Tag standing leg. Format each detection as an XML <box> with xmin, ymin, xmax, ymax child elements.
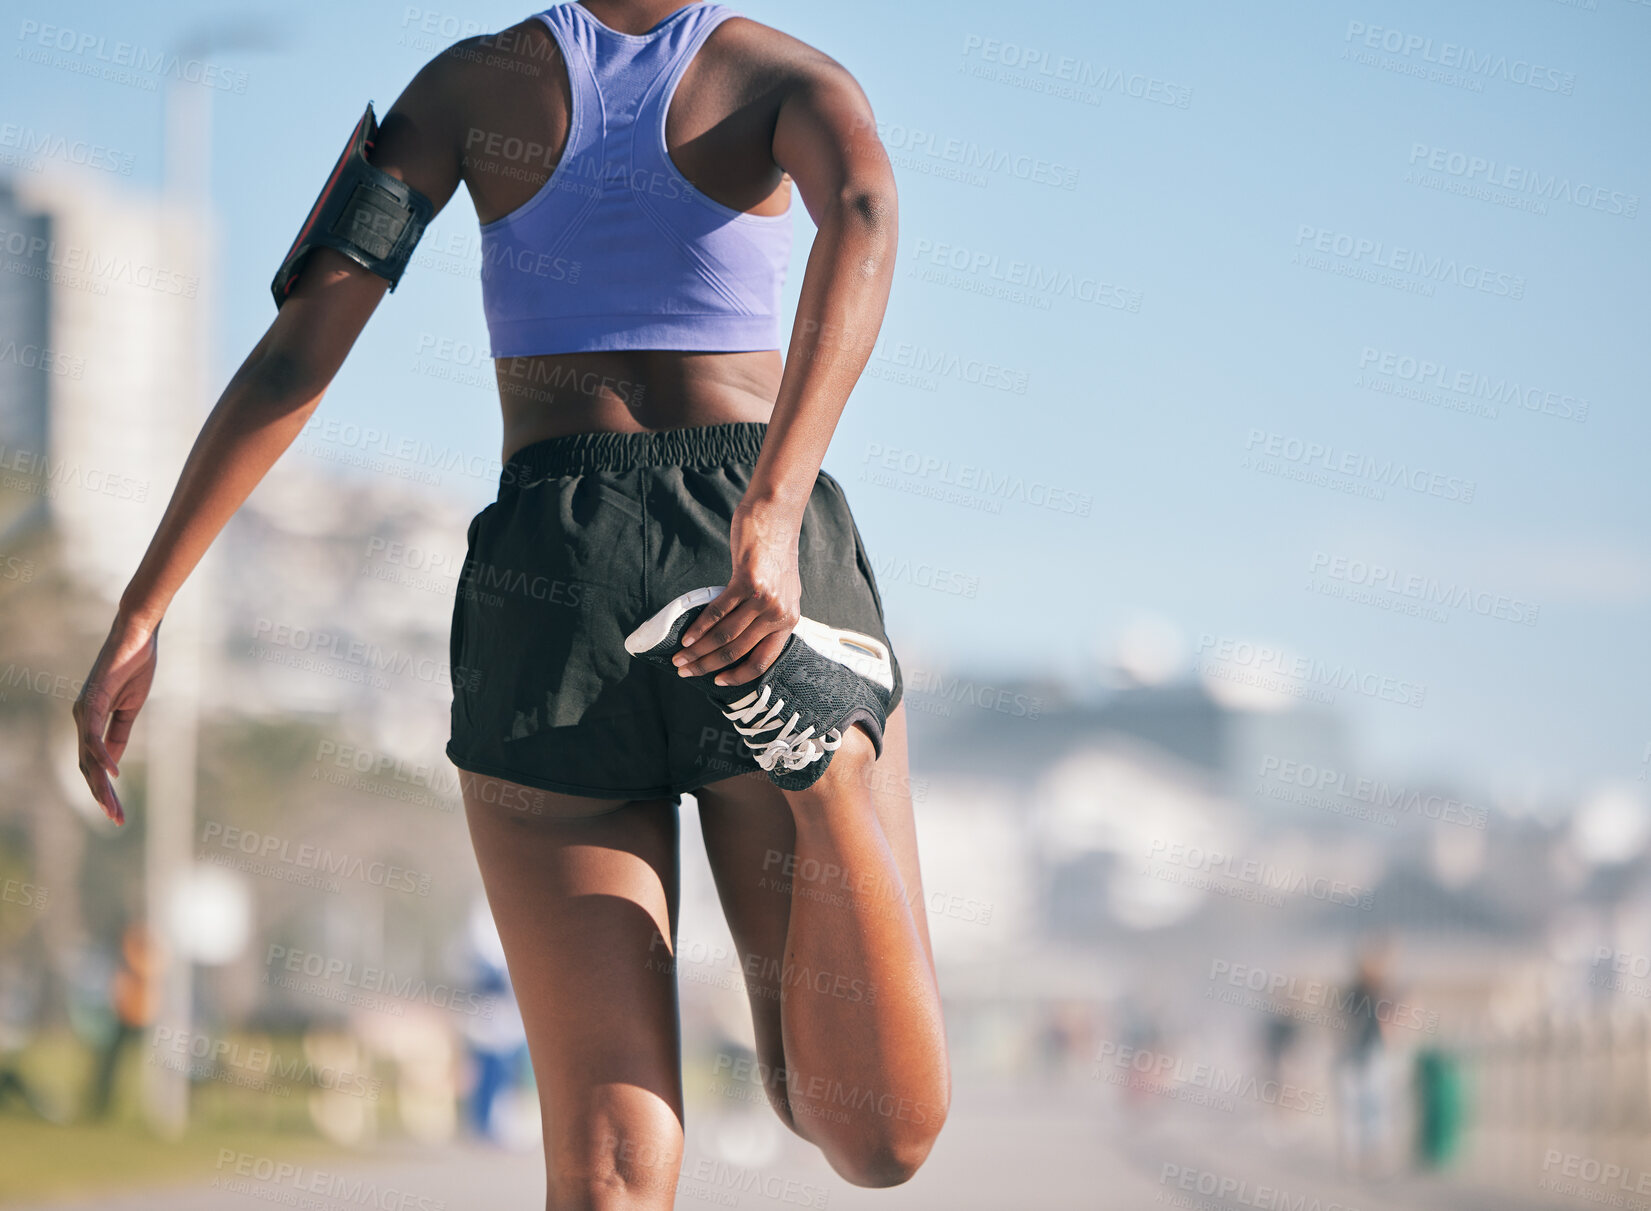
<box><xmin>460</xmin><ymin>772</ymin><xmax>685</xmax><ymax>1210</ymax></box>
<box><xmin>695</xmin><ymin>704</ymin><xmax>950</xmax><ymax>1187</ymax></box>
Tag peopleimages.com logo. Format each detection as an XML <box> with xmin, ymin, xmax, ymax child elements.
<box><xmin>1342</xmin><ymin>20</ymin><xmax>1576</xmax><ymax>95</ymax></box>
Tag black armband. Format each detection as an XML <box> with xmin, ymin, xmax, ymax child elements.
<box><xmin>270</xmin><ymin>102</ymin><xmax>434</xmax><ymax>308</ymax></box>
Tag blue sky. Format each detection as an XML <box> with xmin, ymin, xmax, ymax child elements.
<box><xmin>4</xmin><ymin>0</ymin><xmax>1648</xmax><ymax>798</ymax></box>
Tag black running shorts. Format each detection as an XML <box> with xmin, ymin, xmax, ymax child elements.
<box><xmin>446</xmin><ymin>422</ymin><xmax>903</xmax><ymax>801</ymax></box>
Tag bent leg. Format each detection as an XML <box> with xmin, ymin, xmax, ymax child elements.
<box><xmin>460</xmin><ymin>772</ymin><xmax>684</xmax><ymax>1210</ymax></box>
<box><xmin>695</xmin><ymin>705</ymin><xmax>950</xmax><ymax>1187</ymax></box>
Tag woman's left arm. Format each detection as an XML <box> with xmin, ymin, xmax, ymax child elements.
<box><xmin>673</xmin><ymin>54</ymin><xmax>898</xmax><ymax>685</ymax></box>
<box><xmin>72</xmin><ymin>49</ymin><xmax>471</xmax><ymax>823</ymax></box>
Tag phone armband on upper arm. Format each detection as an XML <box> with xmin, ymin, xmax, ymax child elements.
<box><xmin>270</xmin><ymin>102</ymin><xmax>435</xmax><ymax>309</ymax></box>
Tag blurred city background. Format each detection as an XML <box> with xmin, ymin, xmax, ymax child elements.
<box><xmin>2</xmin><ymin>0</ymin><xmax>1648</xmax><ymax>1207</ymax></box>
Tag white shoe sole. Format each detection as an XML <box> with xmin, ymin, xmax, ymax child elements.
<box><xmin>793</xmin><ymin>616</ymin><xmax>895</xmax><ymax>693</ymax></box>
<box><xmin>623</xmin><ymin>585</ymin><xmax>725</xmax><ymax>656</ymax></box>
<box><xmin>624</xmin><ymin>584</ymin><xmax>895</xmax><ymax>693</ymax></box>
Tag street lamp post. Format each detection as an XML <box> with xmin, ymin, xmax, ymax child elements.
<box><xmin>142</xmin><ymin>21</ymin><xmax>278</xmax><ymax>1139</ymax></box>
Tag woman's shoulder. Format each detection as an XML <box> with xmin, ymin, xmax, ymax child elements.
<box><xmin>420</xmin><ymin>18</ymin><xmax>566</xmax><ymax>94</ymax></box>
<box><xmin>699</xmin><ymin>10</ymin><xmax>868</xmax><ymax>108</ymax></box>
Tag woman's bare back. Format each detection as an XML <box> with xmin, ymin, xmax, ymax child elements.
<box><xmin>424</xmin><ymin>3</ymin><xmax>821</xmax><ymax>458</ymax></box>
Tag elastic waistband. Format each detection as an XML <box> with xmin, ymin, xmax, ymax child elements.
<box><xmin>500</xmin><ymin>422</ymin><xmax>769</xmax><ymax>488</ymax></box>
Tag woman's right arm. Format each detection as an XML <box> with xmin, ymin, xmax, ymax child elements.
<box><xmin>73</xmin><ymin>48</ymin><xmax>472</xmax><ymax>824</ymax></box>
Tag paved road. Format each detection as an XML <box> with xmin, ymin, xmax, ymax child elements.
<box><xmin>1115</xmin><ymin>1099</ymin><xmax>1586</xmax><ymax>1211</ymax></box>
<box><xmin>1</xmin><ymin>1073</ymin><xmax>1585</xmax><ymax>1210</ymax></box>
<box><xmin>2</xmin><ymin>1074</ymin><xmax>1141</xmax><ymax>1211</ymax></box>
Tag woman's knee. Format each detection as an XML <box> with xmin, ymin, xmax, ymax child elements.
<box><xmin>547</xmin><ymin>1109</ymin><xmax>684</xmax><ymax>1208</ymax></box>
<box><xmin>817</xmin><ymin>1110</ymin><xmax>946</xmax><ymax>1188</ymax></box>
<box><xmin>790</xmin><ymin>1071</ymin><xmax>948</xmax><ymax>1189</ymax></box>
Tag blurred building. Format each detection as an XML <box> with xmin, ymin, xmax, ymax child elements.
<box><xmin>0</xmin><ymin>182</ymin><xmax>52</xmax><ymax>482</ymax></box>
<box><xmin>212</xmin><ymin>461</ymin><xmax>475</xmax><ymax>758</ymax></box>
<box><xmin>0</xmin><ymin>171</ymin><xmax>209</xmax><ymax>597</ymax></box>
<box><xmin>910</xmin><ymin>677</ymin><xmax>1351</xmax><ymax>803</ymax></box>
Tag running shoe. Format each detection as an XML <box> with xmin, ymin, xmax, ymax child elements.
<box><xmin>623</xmin><ymin>585</ymin><xmax>894</xmax><ymax>790</ymax></box>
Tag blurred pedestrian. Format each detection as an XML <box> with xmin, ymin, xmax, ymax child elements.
<box><xmin>1260</xmin><ymin>1009</ymin><xmax>1300</xmax><ymax>1100</ymax></box>
<box><xmin>459</xmin><ymin>897</ymin><xmax>528</xmax><ymax>1144</ymax></box>
<box><xmin>1335</xmin><ymin>939</ymin><xmax>1396</xmax><ymax>1180</ymax></box>
<box><xmin>85</xmin><ymin>919</ymin><xmax>158</xmax><ymax>1119</ymax></box>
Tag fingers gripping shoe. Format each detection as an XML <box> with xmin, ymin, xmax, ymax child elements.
<box><xmin>623</xmin><ymin>586</ymin><xmax>894</xmax><ymax>791</ymax></box>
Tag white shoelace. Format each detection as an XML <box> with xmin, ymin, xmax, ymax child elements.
<box><xmin>721</xmin><ymin>684</ymin><xmax>844</xmax><ymax>772</ymax></box>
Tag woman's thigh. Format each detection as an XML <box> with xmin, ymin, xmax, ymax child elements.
<box><xmin>691</xmin><ymin>705</ymin><xmax>933</xmax><ymax>1114</ymax></box>
<box><xmin>460</xmin><ymin>771</ymin><xmax>685</xmax><ymax>1203</ymax></box>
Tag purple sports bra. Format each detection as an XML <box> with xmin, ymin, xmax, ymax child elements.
<box><xmin>479</xmin><ymin>1</ymin><xmax>793</xmax><ymax>357</ymax></box>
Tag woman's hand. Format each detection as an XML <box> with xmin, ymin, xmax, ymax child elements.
<box><xmin>673</xmin><ymin>504</ymin><xmax>803</xmax><ymax>686</ymax></box>
<box><xmin>72</xmin><ymin>615</ymin><xmax>160</xmax><ymax>825</ymax></box>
